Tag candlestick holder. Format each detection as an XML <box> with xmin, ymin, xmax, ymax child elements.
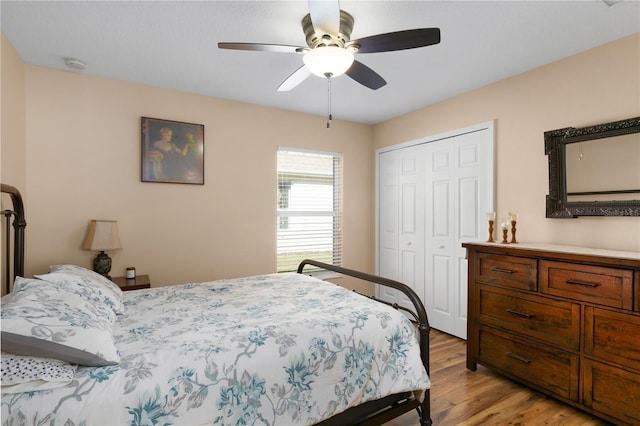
<box><xmin>510</xmin><ymin>220</ymin><xmax>518</xmax><ymax>244</ymax></box>
<box><xmin>487</xmin><ymin>220</ymin><xmax>495</xmax><ymax>243</ymax></box>
<box><xmin>502</xmin><ymin>228</ymin><xmax>509</xmax><ymax>244</ymax></box>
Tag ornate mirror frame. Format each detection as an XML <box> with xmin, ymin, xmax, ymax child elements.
<box><xmin>545</xmin><ymin>117</ymin><xmax>640</xmax><ymax>218</ymax></box>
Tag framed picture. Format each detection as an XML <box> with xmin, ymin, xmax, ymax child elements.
<box><xmin>141</xmin><ymin>117</ymin><xmax>204</xmax><ymax>184</ymax></box>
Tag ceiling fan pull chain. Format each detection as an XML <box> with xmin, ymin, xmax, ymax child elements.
<box><xmin>326</xmin><ymin>72</ymin><xmax>333</xmax><ymax>128</ymax></box>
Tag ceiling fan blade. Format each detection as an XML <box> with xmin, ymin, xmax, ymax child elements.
<box><xmin>277</xmin><ymin>65</ymin><xmax>312</xmax><ymax>92</ymax></box>
<box><xmin>308</xmin><ymin>0</ymin><xmax>340</xmax><ymax>36</ymax></box>
<box><xmin>347</xmin><ymin>28</ymin><xmax>441</xmax><ymax>54</ymax></box>
<box><xmin>218</xmin><ymin>42</ymin><xmax>304</xmax><ymax>54</ymax></box>
<box><xmin>345</xmin><ymin>60</ymin><xmax>386</xmax><ymax>90</ymax></box>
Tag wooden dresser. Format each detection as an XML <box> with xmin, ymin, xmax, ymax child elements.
<box><xmin>463</xmin><ymin>242</ymin><xmax>640</xmax><ymax>425</ymax></box>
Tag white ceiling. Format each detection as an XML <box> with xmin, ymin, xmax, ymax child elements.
<box><xmin>2</xmin><ymin>1</ymin><xmax>639</xmax><ymax>124</ymax></box>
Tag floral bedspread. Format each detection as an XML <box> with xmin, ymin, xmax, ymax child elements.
<box><xmin>2</xmin><ymin>272</ymin><xmax>430</xmax><ymax>425</ymax></box>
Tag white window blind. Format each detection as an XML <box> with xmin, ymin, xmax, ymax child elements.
<box><xmin>277</xmin><ymin>148</ymin><xmax>343</xmax><ymax>273</ymax></box>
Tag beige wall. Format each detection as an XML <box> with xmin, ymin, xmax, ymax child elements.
<box><xmin>1</xmin><ymin>33</ymin><xmax>27</xmax><ymax>294</ymax></box>
<box><xmin>374</xmin><ymin>34</ymin><xmax>640</xmax><ymax>252</ymax></box>
<box><xmin>21</xmin><ymin>67</ymin><xmax>374</xmax><ymax>290</ymax></box>
<box><xmin>1</xmin><ymin>33</ymin><xmax>26</xmax><ymax>190</ymax></box>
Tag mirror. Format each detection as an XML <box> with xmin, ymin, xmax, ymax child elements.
<box><xmin>545</xmin><ymin>117</ymin><xmax>640</xmax><ymax>217</ymax></box>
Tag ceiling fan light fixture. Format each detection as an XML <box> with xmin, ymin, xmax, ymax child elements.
<box><xmin>303</xmin><ymin>46</ymin><xmax>354</xmax><ymax>78</ymax></box>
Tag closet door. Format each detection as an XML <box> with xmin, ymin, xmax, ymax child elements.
<box><xmin>397</xmin><ymin>145</ymin><xmax>425</xmax><ymax>306</ymax></box>
<box><xmin>377</xmin><ymin>122</ymin><xmax>493</xmax><ymax>340</ymax></box>
<box><xmin>377</xmin><ymin>146</ymin><xmax>425</xmax><ymax>307</ymax></box>
<box><xmin>424</xmin><ymin>129</ymin><xmax>491</xmax><ymax>339</ymax></box>
<box><xmin>377</xmin><ymin>150</ymin><xmax>400</xmax><ymax>303</ymax></box>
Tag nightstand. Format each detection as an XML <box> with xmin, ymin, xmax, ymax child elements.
<box><xmin>111</xmin><ymin>275</ymin><xmax>151</xmax><ymax>291</ymax></box>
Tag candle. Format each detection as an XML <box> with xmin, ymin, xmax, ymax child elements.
<box><xmin>126</xmin><ymin>267</ymin><xmax>136</xmax><ymax>279</ymax></box>
<box><xmin>486</xmin><ymin>213</ymin><xmax>496</xmax><ymax>243</ymax></box>
<box><xmin>510</xmin><ymin>214</ymin><xmax>518</xmax><ymax>244</ymax></box>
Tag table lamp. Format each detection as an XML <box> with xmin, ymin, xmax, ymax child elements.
<box><xmin>82</xmin><ymin>220</ymin><xmax>122</xmax><ymax>279</ymax></box>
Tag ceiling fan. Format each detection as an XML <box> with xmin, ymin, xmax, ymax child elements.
<box><xmin>218</xmin><ymin>0</ymin><xmax>441</xmax><ymax>92</ymax></box>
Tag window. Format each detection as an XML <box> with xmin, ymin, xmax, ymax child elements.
<box><xmin>277</xmin><ymin>148</ymin><xmax>343</xmax><ymax>273</ymax></box>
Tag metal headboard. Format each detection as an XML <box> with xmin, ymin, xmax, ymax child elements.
<box><xmin>1</xmin><ymin>184</ymin><xmax>26</xmax><ymax>294</ymax></box>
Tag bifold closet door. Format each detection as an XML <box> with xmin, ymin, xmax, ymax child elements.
<box><xmin>424</xmin><ymin>129</ymin><xmax>491</xmax><ymax>339</ymax></box>
<box><xmin>377</xmin><ymin>146</ymin><xmax>425</xmax><ymax>308</ymax></box>
<box><xmin>377</xmin><ymin>123</ymin><xmax>493</xmax><ymax>339</ymax></box>
<box><xmin>378</xmin><ymin>149</ymin><xmax>400</xmax><ymax>303</ymax></box>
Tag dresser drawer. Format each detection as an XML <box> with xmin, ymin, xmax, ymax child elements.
<box><xmin>476</xmin><ymin>253</ymin><xmax>537</xmax><ymax>291</ymax></box>
<box><xmin>477</xmin><ymin>286</ymin><xmax>580</xmax><ymax>350</ymax></box>
<box><xmin>477</xmin><ymin>327</ymin><xmax>579</xmax><ymax>401</ymax></box>
<box><xmin>540</xmin><ymin>260</ymin><xmax>633</xmax><ymax>310</ymax></box>
<box><xmin>583</xmin><ymin>359</ymin><xmax>640</xmax><ymax>425</ymax></box>
<box><xmin>584</xmin><ymin>307</ymin><xmax>640</xmax><ymax>371</ymax></box>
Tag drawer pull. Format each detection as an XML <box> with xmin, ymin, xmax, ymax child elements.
<box><xmin>506</xmin><ymin>308</ymin><xmax>534</xmax><ymax>319</ymax></box>
<box><xmin>565</xmin><ymin>279</ymin><xmax>599</xmax><ymax>288</ymax></box>
<box><xmin>490</xmin><ymin>267</ymin><xmax>514</xmax><ymax>274</ymax></box>
<box><xmin>506</xmin><ymin>352</ymin><xmax>532</xmax><ymax>364</ymax></box>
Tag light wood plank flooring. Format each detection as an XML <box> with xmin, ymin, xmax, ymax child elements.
<box><xmin>387</xmin><ymin>329</ymin><xmax>612</xmax><ymax>426</ymax></box>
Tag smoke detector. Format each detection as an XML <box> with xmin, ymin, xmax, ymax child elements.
<box><xmin>64</xmin><ymin>57</ymin><xmax>86</xmax><ymax>70</ymax></box>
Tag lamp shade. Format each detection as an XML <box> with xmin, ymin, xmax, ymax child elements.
<box><xmin>303</xmin><ymin>46</ymin><xmax>354</xmax><ymax>78</ymax></box>
<box><xmin>82</xmin><ymin>220</ymin><xmax>122</xmax><ymax>251</ymax></box>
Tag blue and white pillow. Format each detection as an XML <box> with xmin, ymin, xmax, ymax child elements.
<box><xmin>1</xmin><ymin>277</ymin><xmax>120</xmax><ymax>366</ymax></box>
<box><xmin>36</xmin><ymin>264</ymin><xmax>124</xmax><ymax>314</ymax></box>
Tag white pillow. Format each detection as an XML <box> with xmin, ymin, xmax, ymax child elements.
<box><xmin>36</xmin><ymin>264</ymin><xmax>124</xmax><ymax>314</ymax></box>
<box><xmin>1</xmin><ymin>352</ymin><xmax>78</xmax><ymax>394</ymax></box>
<box><xmin>1</xmin><ymin>277</ymin><xmax>120</xmax><ymax>367</ymax></box>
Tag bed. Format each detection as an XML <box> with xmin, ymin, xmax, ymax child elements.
<box><xmin>1</xmin><ymin>183</ymin><xmax>432</xmax><ymax>425</ymax></box>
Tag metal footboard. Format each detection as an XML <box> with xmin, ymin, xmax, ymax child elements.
<box><xmin>297</xmin><ymin>259</ymin><xmax>432</xmax><ymax>426</ymax></box>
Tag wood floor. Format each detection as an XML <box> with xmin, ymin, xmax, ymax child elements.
<box><xmin>387</xmin><ymin>329</ymin><xmax>612</xmax><ymax>426</ymax></box>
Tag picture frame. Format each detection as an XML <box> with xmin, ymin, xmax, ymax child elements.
<box><xmin>141</xmin><ymin>117</ymin><xmax>204</xmax><ymax>184</ymax></box>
